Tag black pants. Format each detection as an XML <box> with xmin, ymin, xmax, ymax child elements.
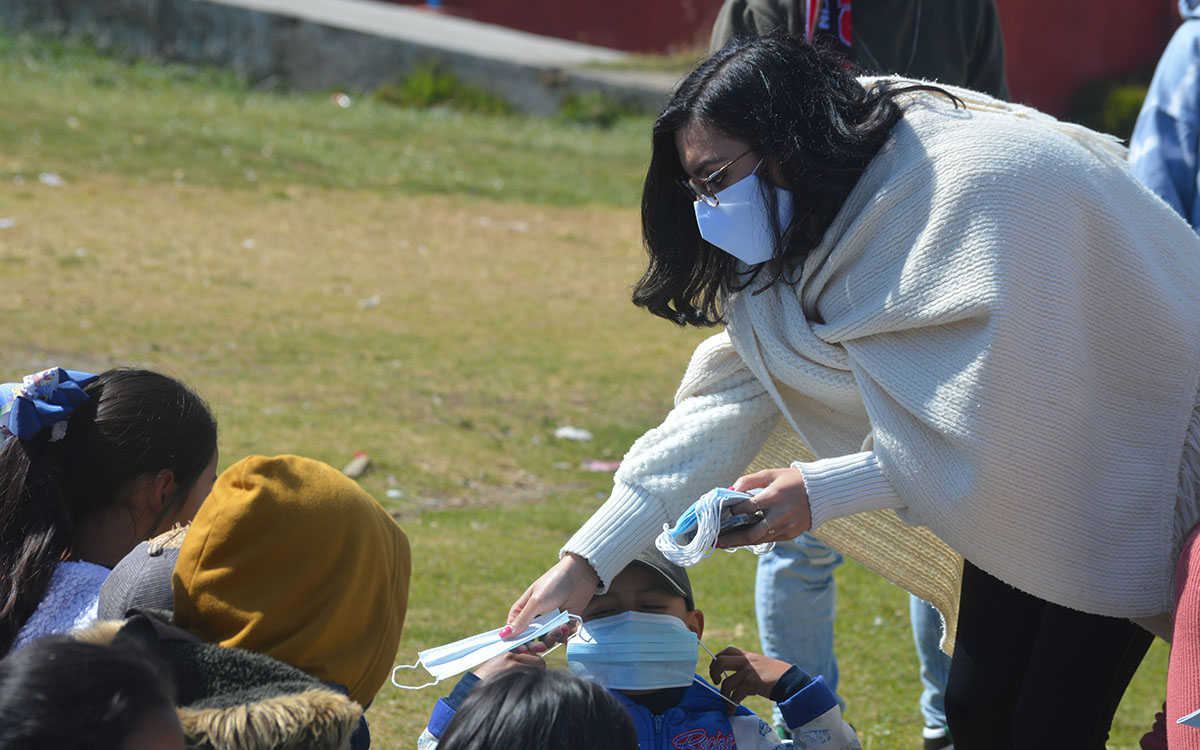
<box><xmin>944</xmin><ymin>561</ymin><xmax>1154</xmax><ymax>749</ymax></box>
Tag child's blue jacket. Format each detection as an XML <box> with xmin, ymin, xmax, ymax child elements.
<box><xmin>418</xmin><ymin>669</ymin><xmax>860</xmax><ymax>749</ymax></box>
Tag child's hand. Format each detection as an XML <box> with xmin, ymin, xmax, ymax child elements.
<box><xmin>708</xmin><ymin>647</ymin><xmax>793</xmax><ymax>708</ymax></box>
<box><xmin>510</xmin><ymin>622</ymin><xmax>575</xmax><ymax>655</ymax></box>
<box><xmin>473</xmin><ymin>651</ymin><xmax>546</xmax><ymax>681</ymax></box>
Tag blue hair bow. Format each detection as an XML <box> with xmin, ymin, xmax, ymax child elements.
<box><xmin>0</xmin><ymin>368</ymin><xmax>100</xmax><ymax>445</ymax></box>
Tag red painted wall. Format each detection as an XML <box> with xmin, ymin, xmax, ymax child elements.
<box><xmin>995</xmin><ymin>0</ymin><xmax>1177</xmax><ymax>114</ymax></box>
<box><xmin>389</xmin><ymin>0</ymin><xmax>1183</xmax><ymax>115</ymax></box>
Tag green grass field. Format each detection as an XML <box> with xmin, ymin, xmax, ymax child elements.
<box><xmin>0</xmin><ymin>32</ymin><xmax>1169</xmax><ymax>748</ymax></box>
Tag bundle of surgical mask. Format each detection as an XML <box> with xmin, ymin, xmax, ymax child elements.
<box><xmin>655</xmin><ymin>487</ymin><xmax>775</xmax><ymax>567</ymax></box>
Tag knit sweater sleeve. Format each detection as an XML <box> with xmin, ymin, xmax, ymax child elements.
<box><xmin>793</xmin><ymin>451</ymin><xmax>902</xmax><ymax>531</ymax></box>
<box><xmin>562</xmin><ymin>332</ymin><xmax>781</xmax><ymax>588</ymax></box>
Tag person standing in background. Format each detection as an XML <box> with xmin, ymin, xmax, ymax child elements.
<box><xmin>711</xmin><ymin>0</ymin><xmax>1008</xmax><ymax>99</ymax></box>
<box><xmin>1129</xmin><ymin>5</ymin><xmax>1200</xmax><ymax>748</ymax></box>
<box><xmin>1130</xmin><ymin>0</ymin><xmax>1200</xmax><ymax>233</ymax></box>
<box><xmin>708</xmin><ymin>4</ymin><xmax>1008</xmax><ymax>748</ymax></box>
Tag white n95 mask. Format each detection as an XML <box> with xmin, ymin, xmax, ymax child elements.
<box><xmin>694</xmin><ymin>173</ymin><xmax>794</xmax><ymax>266</ymax></box>
<box><xmin>566</xmin><ymin>611</ymin><xmax>700</xmax><ymax>691</ymax></box>
<box><xmin>392</xmin><ymin>609</ymin><xmax>572</xmax><ymax>690</ymax></box>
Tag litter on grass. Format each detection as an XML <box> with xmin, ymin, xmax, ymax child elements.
<box><xmin>343</xmin><ymin>451</ymin><xmax>370</xmax><ymax>478</ymax></box>
<box><xmin>553</xmin><ymin>426</ymin><xmax>592</xmax><ymax>442</ymax></box>
<box><xmin>581</xmin><ymin>459</ymin><xmax>620</xmax><ymax>472</ymax></box>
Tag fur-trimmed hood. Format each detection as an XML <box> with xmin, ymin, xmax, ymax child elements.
<box><xmin>76</xmin><ymin>614</ymin><xmax>363</xmax><ymax>750</ymax></box>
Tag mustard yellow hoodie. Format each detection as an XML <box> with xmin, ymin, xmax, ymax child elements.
<box><xmin>173</xmin><ymin>455</ymin><xmax>411</xmax><ymax>707</ymax></box>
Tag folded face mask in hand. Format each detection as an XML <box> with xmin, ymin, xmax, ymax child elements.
<box><xmin>391</xmin><ymin>609</ymin><xmax>572</xmax><ymax>690</ymax></box>
<box><xmin>655</xmin><ymin>487</ymin><xmax>775</xmax><ymax>567</ymax></box>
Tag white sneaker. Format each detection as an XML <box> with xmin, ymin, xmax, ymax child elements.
<box><xmin>922</xmin><ymin>725</ymin><xmax>953</xmax><ymax>750</ymax></box>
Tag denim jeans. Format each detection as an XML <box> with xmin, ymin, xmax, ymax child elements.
<box><xmin>755</xmin><ymin>533</ymin><xmax>950</xmax><ymax>731</ymax></box>
<box><xmin>911</xmin><ymin>594</ymin><xmax>951</xmax><ymax>728</ymax></box>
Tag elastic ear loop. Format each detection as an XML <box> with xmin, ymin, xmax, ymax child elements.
<box><xmin>391</xmin><ymin>658</ymin><xmax>440</xmax><ymax>691</ymax></box>
<box><xmin>694</xmin><ymin>640</ymin><xmax>743</xmax><ymax>711</ymax></box>
<box><xmin>657</xmin><ymin>489</ymin><xmax>777</xmax><ymax>566</ymax></box>
<box><xmin>541</xmin><ymin>614</ymin><xmax>584</xmax><ymax>657</ymax></box>
<box><xmin>656</xmin><ymin>491</ymin><xmax>724</xmax><ymax>566</ymax></box>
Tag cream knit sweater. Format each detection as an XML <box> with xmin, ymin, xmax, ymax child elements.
<box><xmin>564</xmin><ymin>85</ymin><xmax>1200</xmax><ymax>624</ymax></box>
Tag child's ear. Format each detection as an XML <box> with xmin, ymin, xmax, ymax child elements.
<box><xmin>152</xmin><ymin>469</ymin><xmax>178</xmax><ymax>511</ymax></box>
<box><xmin>129</xmin><ymin>470</ymin><xmax>175</xmax><ymax>515</ymax></box>
<box><xmin>685</xmin><ymin>608</ymin><xmax>704</xmax><ymax>639</ymax></box>
<box><xmin>123</xmin><ymin>469</ymin><xmax>175</xmax><ymax>539</ymax></box>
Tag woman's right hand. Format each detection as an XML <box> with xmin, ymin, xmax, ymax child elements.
<box><xmin>720</xmin><ymin>467</ymin><xmax>812</xmax><ymax>547</ymax></box>
<box><xmin>503</xmin><ymin>553</ymin><xmax>600</xmax><ymax>637</ymax></box>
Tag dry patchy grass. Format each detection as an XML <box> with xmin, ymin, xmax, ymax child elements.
<box><xmin>0</xmin><ymin>169</ymin><xmax>1171</xmax><ymax>750</ymax></box>
<box><xmin>0</xmin><ymin>35</ymin><xmax>1171</xmax><ymax>746</ymax></box>
<box><xmin>1</xmin><ymin>176</ymin><xmax>708</xmax><ymax>502</ymax></box>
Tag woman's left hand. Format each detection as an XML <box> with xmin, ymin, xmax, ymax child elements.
<box><xmin>504</xmin><ymin>553</ymin><xmax>600</xmax><ymax>637</ymax></box>
<box><xmin>719</xmin><ymin>467</ymin><xmax>811</xmax><ymax>547</ymax></box>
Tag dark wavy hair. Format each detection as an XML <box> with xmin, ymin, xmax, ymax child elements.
<box><xmin>439</xmin><ymin>669</ymin><xmax>637</xmax><ymax>750</ymax></box>
<box><xmin>635</xmin><ymin>34</ymin><xmax>960</xmax><ymax>326</ymax></box>
<box><xmin>0</xmin><ymin>369</ymin><xmax>217</xmax><ymax>653</ymax></box>
<box><xmin>0</xmin><ymin>636</ymin><xmax>178</xmax><ymax>750</ymax></box>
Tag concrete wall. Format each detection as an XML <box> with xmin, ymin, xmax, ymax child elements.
<box><xmin>0</xmin><ymin>0</ymin><xmax>674</xmax><ymax>114</ymax></box>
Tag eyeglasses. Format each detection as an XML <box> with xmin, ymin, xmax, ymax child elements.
<box><xmin>679</xmin><ymin>147</ymin><xmax>756</xmax><ymax>207</ymax></box>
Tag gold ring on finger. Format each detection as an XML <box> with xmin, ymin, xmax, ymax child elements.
<box><xmin>763</xmin><ymin>518</ymin><xmax>775</xmax><ymax>536</ymax></box>
<box><xmin>750</xmin><ymin>497</ymin><xmax>765</xmax><ymax>519</ymax></box>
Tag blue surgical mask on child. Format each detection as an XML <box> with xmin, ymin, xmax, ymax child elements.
<box><xmin>566</xmin><ymin>611</ymin><xmax>709</xmax><ymax>691</ymax></box>
<box><xmin>693</xmin><ymin>173</ymin><xmax>794</xmax><ymax>266</ymax></box>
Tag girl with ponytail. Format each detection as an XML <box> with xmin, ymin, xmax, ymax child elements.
<box><xmin>0</xmin><ymin>367</ymin><xmax>217</xmax><ymax>654</ymax></box>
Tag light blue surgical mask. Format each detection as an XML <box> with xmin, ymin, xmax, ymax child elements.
<box><xmin>392</xmin><ymin>609</ymin><xmax>573</xmax><ymax>690</ymax></box>
<box><xmin>693</xmin><ymin>173</ymin><xmax>794</xmax><ymax>266</ymax></box>
<box><xmin>566</xmin><ymin>611</ymin><xmax>706</xmax><ymax>691</ymax></box>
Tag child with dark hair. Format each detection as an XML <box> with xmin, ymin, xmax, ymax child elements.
<box><xmin>0</xmin><ymin>635</ymin><xmax>183</xmax><ymax>750</ymax></box>
<box><xmin>0</xmin><ymin>367</ymin><xmax>218</xmax><ymax>654</ymax></box>
<box><xmin>438</xmin><ymin>669</ymin><xmax>637</xmax><ymax>750</ymax></box>
<box><xmin>421</xmin><ymin>550</ymin><xmax>858</xmax><ymax>749</ymax></box>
